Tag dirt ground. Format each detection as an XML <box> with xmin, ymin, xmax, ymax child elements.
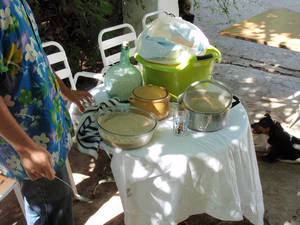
<box><xmin>1</xmin><ymin>143</ymin><xmax>256</xmax><ymax>225</ymax></box>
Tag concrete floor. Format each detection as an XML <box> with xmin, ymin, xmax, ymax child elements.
<box><xmin>192</xmin><ymin>1</ymin><xmax>300</xmax><ymax>224</ymax></box>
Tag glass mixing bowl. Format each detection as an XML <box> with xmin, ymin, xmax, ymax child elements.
<box><xmin>97</xmin><ymin>104</ymin><xmax>158</xmax><ymax>150</ymax></box>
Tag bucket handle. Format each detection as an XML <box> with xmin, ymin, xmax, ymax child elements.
<box><xmin>196</xmin><ymin>54</ymin><xmax>213</xmax><ymax>61</ymax></box>
<box><xmin>206</xmin><ymin>45</ymin><xmax>222</xmax><ymax>63</ymax></box>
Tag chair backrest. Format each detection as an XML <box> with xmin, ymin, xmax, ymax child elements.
<box><xmin>142</xmin><ymin>10</ymin><xmax>166</xmax><ymax>30</ymax></box>
<box><xmin>0</xmin><ymin>175</ymin><xmax>25</xmax><ymax>216</ymax></box>
<box><xmin>42</xmin><ymin>41</ymin><xmax>77</xmax><ymax>90</ymax></box>
<box><xmin>98</xmin><ymin>23</ymin><xmax>137</xmax><ymax>73</ymax></box>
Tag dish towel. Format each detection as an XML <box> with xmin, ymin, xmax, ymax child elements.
<box><xmin>76</xmin><ymin>97</ymin><xmax>120</xmax><ymax>159</ymax></box>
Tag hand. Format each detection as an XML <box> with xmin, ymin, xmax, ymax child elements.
<box><xmin>53</xmin><ymin>74</ymin><xmax>93</xmax><ymax>112</ymax></box>
<box><xmin>17</xmin><ymin>144</ymin><xmax>56</xmax><ymax>181</ymax></box>
<box><xmin>65</xmin><ymin>90</ymin><xmax>94</xmax><ymax>112</ymax></box>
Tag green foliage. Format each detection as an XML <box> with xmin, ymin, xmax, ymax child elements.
<box><xmin>28</xmin><ymin>0</ymin><xmax>122</xmax><ymax>73</ymax></box>
<box><xmin>135</xmin><ymin>0</ymin><xmax>145</xmax><ymax>10</ymax></box>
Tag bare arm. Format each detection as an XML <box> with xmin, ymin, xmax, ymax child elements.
<box><xmin>0</xmin><ymin>96</ymin><xmax>55</xmax><ymax>180</ymax></box>
<box><xmin>55</xmin><ymin>74</ymin><xmax>93</xmax><ymax>112</ymax></box>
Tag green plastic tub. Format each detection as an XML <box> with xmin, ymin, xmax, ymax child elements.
<box><xmin>135</xmin><ymin>45</ymin><xmax>222</xmax><ymax>101</ymax></box>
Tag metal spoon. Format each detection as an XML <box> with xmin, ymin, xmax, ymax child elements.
<box><xmin>55</xmin><ymin>176</ymin><xmax>93</xmax><ymax>203</ymax></box>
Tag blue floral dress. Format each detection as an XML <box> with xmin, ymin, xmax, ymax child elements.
<box><xmin>0</xmin><ymin>0</ymin><xmax>74</xmax><ymax>180</ymax></box>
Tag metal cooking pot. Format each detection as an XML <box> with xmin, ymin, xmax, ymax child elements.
<box><xmin>179</xmin><ymin>79</ymin><xmax>240</xmax><ymax>132</ymax></box>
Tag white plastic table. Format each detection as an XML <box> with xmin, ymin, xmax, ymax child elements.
<box><xmin>75</xmin><ymin>84</ymin><xmax>265</xmax><ymax>225</ymax></box>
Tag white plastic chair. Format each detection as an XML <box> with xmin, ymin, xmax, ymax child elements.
<box><xmin>0</xmin><ymin>175</ymin><xmax>25</xmax><ymax>216</ymax></box>
<box><xmin>42</xmin><ymin>41</ymin><xmax>99</xmax><ymax>202</ymax></box>
<box><xmin>142</xmin><ymin>10</ymin><xmax>166</xmax><ymax>30</ymax></box>
<box><xmin>42</xmin><ymin>41</ymin><xmax>104</xmax><ymax>90</ymax></box>
<box><xmin>42</xmin><ymin>41</ymin><xmax>104</xmax><ymax>127</ymax></box>
<box><xmin>98</xmin><ymin>23</ymin><xmax>137</xmax><ymax>74</ymax></box>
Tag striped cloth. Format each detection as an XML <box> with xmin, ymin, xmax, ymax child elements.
<box><xmin>76</xmin><ymin>98</ymin><xmax>120</xmax><ymax>159</ymax></box>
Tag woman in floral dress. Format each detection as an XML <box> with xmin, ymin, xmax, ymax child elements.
<box><xmin>0</xmin><ymin>0</ymin><xmax>92</xmax><ymax>224</ymax></box>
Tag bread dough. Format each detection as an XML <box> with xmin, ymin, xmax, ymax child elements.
<box><xmin>98</xmin><ymin>112</ymin><xmax>155</xmax><ymax>135</ymax></box>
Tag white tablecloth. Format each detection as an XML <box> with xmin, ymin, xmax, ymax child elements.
<box><xmin>76</xmin><ymin>84</ymin><xmax>265</xmax><ymax>225</ymax></box>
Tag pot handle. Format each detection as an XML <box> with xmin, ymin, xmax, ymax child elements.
<box><xmin>128</xmin><ymin>97</ymin><xmax>135</xmax><ymax>104</ymax></box>
<box><xmin>231</xmin><ymin>95</ymin><xmax>240</xmax><ymax>108</ymax></box>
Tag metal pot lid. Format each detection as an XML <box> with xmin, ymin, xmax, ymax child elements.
<box><xmin>183</xmin><ymin>79</ymin><xmax>232</xmax><ymax>113</ymax></box>
<box><xmin>132</xmin><ymin>84</ymin><xmax>169</xmax><ymax>100</ymax></box>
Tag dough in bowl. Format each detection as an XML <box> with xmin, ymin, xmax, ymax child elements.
<box><xmin>98</xmin><ymin>112</ymin><xmax>155</xmax><ymax>136</ymax></box>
